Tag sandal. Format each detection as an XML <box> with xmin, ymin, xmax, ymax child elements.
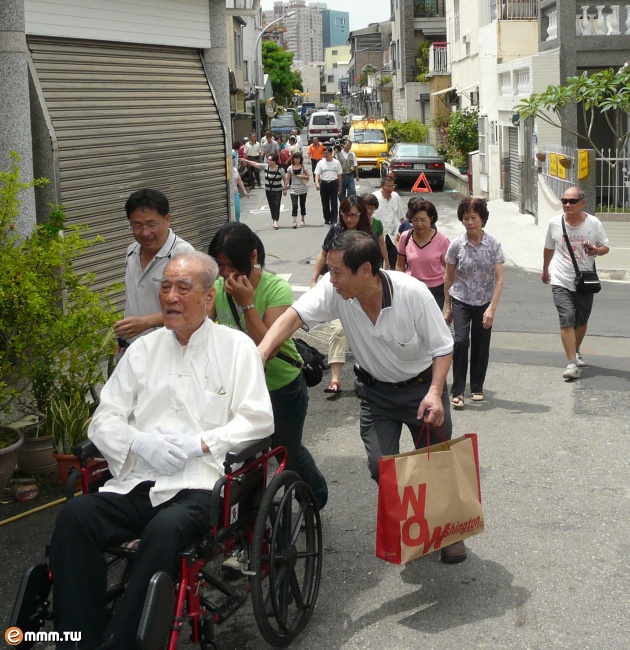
<box><xmin>324</xmin><ymin>381</ymin><xmax>342</xmax><ymax>396</ymax></box>
<box><xmin>471</xmin><ymin>393</ymin><xmax>485</xmax><ymax>402</ymax></box>
<box><xmin>273</xmin><ymin>221</ymin><xmax>279</xmax><ymax>230</ymax></box>
<box><xmin>292</xmin><ymin>219</ymin><xmax>297</xmax><ymax>229</ymax></box>
<box><xmin>300</xmin><ymin>219</ymin><xmax>306</xmax><ymax>227</ymax></box>
<box><xmin>451</xmin><ymin>395</ymin><xmax>465</xmax><ymax>409</ymax></box>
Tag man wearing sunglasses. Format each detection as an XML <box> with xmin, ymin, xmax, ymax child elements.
<box><xmin>542</xmin><ymin>186</ymin><xmax>609</xmax><ymax>380</ymax></box>
<box><xmin>114</xmin><ymin>189</ymin><xmax>193</xmax><ymax>354</ymax></box>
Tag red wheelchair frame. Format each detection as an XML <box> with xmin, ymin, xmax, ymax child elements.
<box><xmin>11</xmin><ymin>436</ymin><xmax>323</xmax><ymax>649</ymax></box>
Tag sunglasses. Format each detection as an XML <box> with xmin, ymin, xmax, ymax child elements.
<box><xmin>561</xmin><ymin>198</ymin><xmax>582</xmax><ymax>205</ymax></box>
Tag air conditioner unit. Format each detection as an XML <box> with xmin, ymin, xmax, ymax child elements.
<box><xmin>462</xmin><ymin>33</ymin><xmax>470</xmax><ymax>44</ymax></box>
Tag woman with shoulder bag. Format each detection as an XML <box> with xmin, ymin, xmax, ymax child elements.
<box><xmin>240</xmin><ymin>153</ymin><xmax>287</xmax><ymax>230</ymax></box>
<box><xmin>208</xmin><ymin>223</ymin><xmax>328</xmax><ymax>510</ymax></box>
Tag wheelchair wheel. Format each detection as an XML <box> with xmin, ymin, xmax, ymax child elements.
<box><xmin>250</xmin><ymin>470</ymin><xmax>322</xmax><ymax>647</ymax></box>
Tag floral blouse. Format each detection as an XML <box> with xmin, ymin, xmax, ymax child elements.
<box><xmin>445</xmin><ymin>231</ymin><xmax>504</xmax><ymax>306</ymax></box>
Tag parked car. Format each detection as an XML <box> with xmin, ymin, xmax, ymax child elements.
<box><xmin>307</xmin><ymin>110</ymin><xmax>343</xmax><ymax>144</ymax></box>
<box><xmin>380</xmin><ymin>143</ymin><xmax>446</xmax><ymax>190</ymax></box>
<box><xmin>269</xmin><ymin>114</ymin><xmax>296</xmax><ymax>137</ymax></box>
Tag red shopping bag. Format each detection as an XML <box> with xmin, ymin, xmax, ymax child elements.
<box><xmin>376</xmin><ymin>433</ymin><xmax>484</xmax><ymax>565</ymax></box>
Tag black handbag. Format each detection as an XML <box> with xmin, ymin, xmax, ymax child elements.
<box><xmin>561</xmin><ymin>218</ymin><xmax>601</xmax><ymax>294</ymax></box>
<box><xmin>225</xmin><ymin>294</ymin><xmax>326</xmax><ymax>387</ymax></box>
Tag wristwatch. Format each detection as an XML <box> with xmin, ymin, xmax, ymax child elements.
<box><xmin>241</xmin><ymin>304</ymin><xmax>255</xmax><ymax>311</ymax></box>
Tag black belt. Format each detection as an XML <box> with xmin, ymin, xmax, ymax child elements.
<box><xmin>343</xmin><ymin>172</ymin><xmax>355</xmax><ymax>176</ymax></box>
<box><xmin>117</xmin><ymin>337</ymin><xmax>130</xmax><ymax>349</ymax></box>
<box><xmin>320</xmin><ymin>179</ymin><xmax>337</xmax><ymax>184</ymax></box>
<box><xmin>353</xmin><ymin>364</ymin><xmax>432</xmax><ymax>388</ymax></box>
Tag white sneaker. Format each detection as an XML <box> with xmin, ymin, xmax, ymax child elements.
<box><xmin>576</xmin><ymin>352</ymin><xmax>586</xmax><ymax>367</ymax></box>
<box><xmin>562</xmin><ymin>363</ymin><xmax>581</xmax><ymax>380</ymax></box>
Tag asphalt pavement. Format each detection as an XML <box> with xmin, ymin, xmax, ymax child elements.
<box><xmin>1</xmin><ymin>177</ymin><xmax>628</xmax><ymax>649</ymax></box>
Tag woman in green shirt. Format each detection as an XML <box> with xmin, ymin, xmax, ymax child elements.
<box><xmin>208</xmin><ymin>223</ymin><xmax>328</xmax><ymax>510</ymax></box>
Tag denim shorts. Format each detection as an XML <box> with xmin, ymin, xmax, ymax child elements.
<box><xmin>551</xmin><ymin>285</ymin><xmax>594</xmax><ymax>328</ymax></box>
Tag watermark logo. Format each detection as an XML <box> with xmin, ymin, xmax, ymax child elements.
<box><xmin>5</xmin><ymin>627</ymin><xmax>82</xmax><ymax>645</ymax></box>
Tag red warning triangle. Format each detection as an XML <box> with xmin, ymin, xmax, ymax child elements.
<box><xmin>411</xmin><ymin>173</ymin><xmax>432</xmax><ymax>193</ymax></box>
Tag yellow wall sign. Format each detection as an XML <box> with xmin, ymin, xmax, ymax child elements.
<box><xmin>578</xmin><ymin>150</ymin><xmax>589</xmax><ymax>179</ymax></box>
<box><xmin>549</xmin><ymin>153</ymin><xmax>557</xmax><ymax>177</ymax></box>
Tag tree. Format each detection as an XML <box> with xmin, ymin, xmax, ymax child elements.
<box><xmin>262</xmin><ymin>41</ymin><xmax>302</xmax><ymax>107</ymax></box>
<box><xmin>442</xmin><ymin>108</ymin><xmax>479</xmax><ymax>165</ymax></box>
<box><xmin>516</xmin><ymin>66</ymin><xmax>630</xmax><ymax>163</ymax></box>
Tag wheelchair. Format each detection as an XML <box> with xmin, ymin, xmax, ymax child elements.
<box><xmin>10</xmin><ymin>436</ymin><xmax>323</xmax><ymax>648</ymax></box>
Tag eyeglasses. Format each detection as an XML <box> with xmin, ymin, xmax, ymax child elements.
<box><xmin>128</xmin><ymin>217</ymin><xmax>165</xmax><ymax>233</ymax></box>
<box><xmin>341</xmin><ymin>212</ymin><xmax>360</xmax><ymax>218</ymax></box>
<box><xmin>411</xmin><ymin>218</ymin><xmax>430</xmax><ymax>224</ymax></box>
<box><xmin>561</xmin><ymin>198</ymin><xmax>582</xmax><ymax>205</ymax></box>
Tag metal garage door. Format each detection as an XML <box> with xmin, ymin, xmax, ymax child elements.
<box><xmin>27</xmin><ymin>36</ymin><xmax>228</xmax><ymax>306</ymax></box>
<box><xmin>508</xmin><ymin>126</ymin><xmax>520</xmax><ymax>206</ymax></box>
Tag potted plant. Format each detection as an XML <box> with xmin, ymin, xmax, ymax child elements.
<box><xmin>49</xmin><ymin>387</ymin><xmax>94</xmax><ymax>485</ymax></box>
<box><xmin>1</xmin><ymin>152</ymin><xmax>118</xmax><ymax>481</ymax></box>
<box><xmin>453</xmin><ymin>153</ymin><xmax>469</xmax><ymax>175</ymax></box>
<box><xmin>0</xmin><ymin>425</ymin><xmax>23</xmax><ymax>488</ymax></box>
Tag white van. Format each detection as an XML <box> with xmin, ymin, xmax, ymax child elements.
<box><xmin>307</xmin><ymin>110</ymin><xmax>343</xmax><ymax>144</ymax></box>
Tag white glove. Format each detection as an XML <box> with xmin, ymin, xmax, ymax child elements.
<box><xmin>130</xmin><ymin>432</ymin><xmax>187</xmax><ymax>475</ymax></box>
<box><xmin>156</xmin><ymin>426</ymin><xmax>205</xmax><ymax>460</ymax></box>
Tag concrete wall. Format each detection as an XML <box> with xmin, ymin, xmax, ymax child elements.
<box><xmin>24</xmin><ymin>0</ymin><xmax>211</xmax><ymax>47</ymax></box>
<box><xmin>1</xmin><ymin>0</ymin><xmax>36</xmax><ymax>235</ymax></box>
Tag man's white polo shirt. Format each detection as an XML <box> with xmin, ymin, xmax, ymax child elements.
<box><xmin>123</xmin><ymin>229</ymin><xmax>194</xmax><ymax>342</ymax></box>
<box><xmin>293</xmin><ymin>270</ymin><xmax>453</xmax><ymax>383</ymax></box>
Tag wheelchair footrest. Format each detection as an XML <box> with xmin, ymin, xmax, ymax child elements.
<box><xmin>10</xmin><ymin>563</ymin><xmax>52</xmax><ymax>648</ymax></box>
<box><xmin>136</xmin><ymin>572</ymin><xmax>175</xmax><ymax>650</ymax></box>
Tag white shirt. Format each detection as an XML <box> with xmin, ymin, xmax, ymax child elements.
<box><xmin>293</xmin><ymin>133</ymin><xmax>303</xmax><ymax>150</ymax></box>
<box><xmin>89</xmin><ymin>320</ymin><xmax>274</xmax><ymax>506</ymax></box>
<box><xmin>544</xmin><ymin>213</ymin><xmax>609</xmax><ymax>291</ymax></box>
<box><xmin>315</xmin><ymin>158</ymin><xmax>342</xmax><ymax>182</ymax></box>
<box><xmin>124</xmin><ymin>230</ymin><xmax>194</xmax><ymax>342</ymax></box>
<box><xmin>373</xmin><ymin>189</ymin><xmax>405</xmax><ymax>239</ymax></box>
<box><xmin>293</xmin><ymin>271</ymin><xmax>453</xmax><ymax>383</ymax></box>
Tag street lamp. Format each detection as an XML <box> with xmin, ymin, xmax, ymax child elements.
<box><xmin>254</xmin><ymin>11</ymin><xmax>295</xmax><ymax>142</ymax></box>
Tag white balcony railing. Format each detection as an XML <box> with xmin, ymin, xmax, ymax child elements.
<box><xmin>428</xmin><ymin>42</ymin><xmax>449</xmax><ymax>75</ymax></box>
<box><xmin>544</xmin><ymin>4</ymin><xmax>630</xmax><ymax>41</ymax></box>
<box><xmin>492</xmin><ymin>0</ymin><xmax>538</xmax><ymax>21</ymax></box>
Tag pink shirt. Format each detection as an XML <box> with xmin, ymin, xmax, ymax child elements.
<box><xmin>397</xmin><ymin>230</ymin><xmax>450</xmax><ymax>288</ymax></box>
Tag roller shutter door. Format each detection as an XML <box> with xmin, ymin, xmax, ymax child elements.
<box><xmin>28</xmin><ymin>36</ymin><xmax>228</xmax><ymax>307</ymax></box>
<box><xmin>508</xmin><ymin>127</ymin><xmax>520</xmax><ymax>205</ymax></box>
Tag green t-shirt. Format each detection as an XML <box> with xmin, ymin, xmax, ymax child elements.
<box><xmin>372</xmin><ymin>217</ymin><xmax>384</xmax><ymax>237</ymax></box>
<box><xmin>214</xmin><ymin>271</ymin><xmax>301</xmax><ymax>391</ymax></box>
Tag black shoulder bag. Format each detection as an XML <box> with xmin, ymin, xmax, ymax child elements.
<box><xmin>225</xmin><ymin>293</ymin><xmax>326</xmax><ymax>387</ymax></box>
<box><xmin>561</xmin><ymin>217</ymin><xmax>601</xmax><ymax>294</ymax></box>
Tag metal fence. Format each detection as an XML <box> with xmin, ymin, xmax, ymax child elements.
<box><xmin>596</xmin><ymin>149</ymin><xmax>630</xmax><ymax>212</ymax></box>
<box><xmin>537</xmin><ymin>144</ymin><xmax>577</xmax><ymax>199</ymax></box>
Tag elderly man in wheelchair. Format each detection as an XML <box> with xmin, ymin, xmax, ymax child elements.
<box><xmin>11</xmin><ymin>252</ymin><xmax>323</xmax><ymax>649</ymax></box>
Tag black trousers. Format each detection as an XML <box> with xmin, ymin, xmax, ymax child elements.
<box><xmin>355</xmin><ymin>375</ymin><xmax>452</xmax><ymax>483</ymax></box>
<box><xmin>311</xmin><ymin>159</ymin><xmax>321</xmax><ymax>175</ymax></box>
<box><xmin>319</xmin><ymin>180</ymin><xmax>339</xmax><ymax>224</ymax></box>
<box><xmin>49</xmin><ymin>482</ymin><xmax>213</xmax><ymax>649</ymax></box>
<box><xmin>247</xmin><ymin>156</ymin><xmax>260</xmax><ymax>187</ymax></box>
<box><xmin>291</xmin><ymin>193</ymin><xmax>307</xmax><ymax>217</ymax></box>
<box><xmin>451</xmin><ymin>297</ymin><xmax>493</xmax><ymax>397</ymax></box>
<box><xmin>266</xmin><ymin>190</ymin><xmax>283</xmax><ymax>221</ymax></box>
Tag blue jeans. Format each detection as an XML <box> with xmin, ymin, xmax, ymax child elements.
<box><xmin>270</xmin><ymin>373</ymin><xmax>328</xmax><ymax>510</ymax></box>
<box><xmin>340</xmin><ymin>174</ymin><xmax>356</xmax><ymax>200</ymax></box>
<box><xmin>233</xmin><ymin>192</ymin><xmax>241</xmax><ymax>222</ymax></box>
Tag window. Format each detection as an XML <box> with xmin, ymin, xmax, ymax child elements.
<box><xmin>414</xmin><ymin>1</ymin><xmax>440</xmax><ymax>18</ymax></box>
<box><xmin>332</xmin><ymin>49</ymin><xmax>338</xmax><ymax>55</ymax></box>
<box><xmin>333</xmin><ymin>62</ymin><xmax>337</xmax><ymax>69</ymax></box>
<box><xmin>328</xmin><ymin>75</ymin><xmax>335</xmax><ymax>82</ymax></box>
<box><xmin>233</xmin><ymin>30</ymin><xmax>242</xmax><ymax>67</ymax></box>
